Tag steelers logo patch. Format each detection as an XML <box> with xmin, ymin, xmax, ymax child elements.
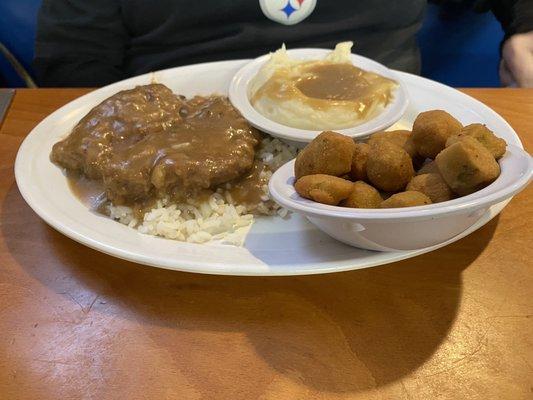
<box><xmin>259</xmin><ymin>0</ymin><xmax>317</xmax><ymax>25</ymax></box>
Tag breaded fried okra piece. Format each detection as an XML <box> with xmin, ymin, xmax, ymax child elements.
<box><xmin>341</xmin><ymin>181</ymin><xmax>382</xmax><ymax>208</ymax></box>
<box><xmin>366</xmin><ymin>140</ymin><xmax>414</xmax><ymax>192</ymax></box>
<box><xmin>380</xmin><ymin>191</ymin><xmax>432</xmax><ymax>208</ymax></box>
<box><xmin>295</xmin><ymin>131</ymin><xmax>356</xmax><ymax>179</ymax></box>
<box><xmin>294</xmin><ymin>174</ymin><xmax>353</xmax><ymax>205</ymax></box>
<box><xmin>406</xmin><ymin>173</ymin><xmax>453</xmax><ymax>203</ymax></box>
<box><xmin>367</xmin><ymin>130</ymin><xmax>418</xmax><ymax>158</ymax></box>
<box><xmin>412</xmin><ymin>110</ymin><xmax>462</xmax><ymax>159</ymax></box>
<box><xmin>417</xmin><ymin>160</ymin><xmax>439</xmax><ymax>175</ymax></box>
<box><xmin>349</xmin><ymin>142</ymin><xmax>370</xmax><ymax>181</ymax></box>
<box><xmin>435</xmin><ymin>136</ymin><xmax>500</xmax><ymax>196</ymax></box>
<box><xmin>446</xmin><ymin>123</ymin><xmax>507</xmax><ymax>159</ymax></box>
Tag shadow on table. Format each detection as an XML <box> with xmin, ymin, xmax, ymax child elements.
<box><xmin>1</xmin><ymin>183</ymin><xmax>499</xmax><ymax>395</ymax></box>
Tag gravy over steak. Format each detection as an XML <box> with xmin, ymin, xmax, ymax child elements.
<box><xmin>51</xmin><ymin>84</ymin><xmax>265</xmax><ymax>214</ymax></box>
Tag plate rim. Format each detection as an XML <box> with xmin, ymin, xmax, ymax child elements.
<box><xmin>13</xmin><ymin>59</ymin><xmax>523</xmax><ymax>276</ymax></box>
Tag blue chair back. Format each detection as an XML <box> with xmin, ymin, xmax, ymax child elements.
<box><xmin>0</xmin><ymin>0</ymin><xmax>40</xmax><ymax>87</ymax></box>
<box><xmin>418</xmin><ymin>3</ymin><xmax>504</xmax><ymax>87</ymax></box>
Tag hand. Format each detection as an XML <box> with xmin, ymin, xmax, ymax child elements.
<box><xmin>500</xmin><ymin>32</ymin><xmax>533</xmax><ymax>88</ymax></box>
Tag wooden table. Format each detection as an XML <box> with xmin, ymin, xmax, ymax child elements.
<box><xmin>0</xmin><ymin>89</ymin><xmax>531</xmax><ymax>400</ymax></box>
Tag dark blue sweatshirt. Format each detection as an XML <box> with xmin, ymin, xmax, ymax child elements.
<box><xmin>34</xmin><ymin>0</ymin><xmax>532</xmax><ymax>87</ymax></box>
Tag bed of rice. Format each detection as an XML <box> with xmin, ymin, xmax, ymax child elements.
<box><xmin>107</xmin><ymin>137</ymin><xmax>297</xmax><ymax>245</ymax></box>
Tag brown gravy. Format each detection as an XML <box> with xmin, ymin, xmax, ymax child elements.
<box><xmin>54</xmin><ymin>84</ymin><xmax>270</xmax><ymax>219</ymax></box>
<box><xmin>67</xmin><ymin>171</ymin><xmax>107</xmax><ymax>212</ymax></box>
<box><xmin>296</xmin><ymin>63</ymin><xmax>395</xmax><ymax>103</ymax></box>
<box><xmin>227</xmin><ymin>162</ymin><xmax>269</xmax><ymax>205</ymax></box>
<box><xmin>251</xmin><ymin>62</ymin><xmax>397</xmax><ymax>119</ymax></box>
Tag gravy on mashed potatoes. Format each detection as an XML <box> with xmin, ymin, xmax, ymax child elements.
<box><xmin>249</xmin><ymin>42</ymin><xmax>397</xmax><ymax>130</ymax></box>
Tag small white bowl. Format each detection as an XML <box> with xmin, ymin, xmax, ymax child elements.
<box><xmin>269</xmin><ymin>145</ymin><xmax>532</xmax><ymax>251</ymax></box>
<box><xmin>229</xmin><ymin>48</ymin><xmax>409</xmax><ymax>143</ymax></box>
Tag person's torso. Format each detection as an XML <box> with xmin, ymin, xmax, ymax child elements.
<box><xmin>119</xmin><ymin>0</ymin><xmax>426</xmax><ymax>76</ymax></box>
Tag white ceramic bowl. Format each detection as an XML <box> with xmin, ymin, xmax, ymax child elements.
<box><xmin>269</xmin><ymin>146</ymin><xmax>532</xmax><ymax>251</ymax></box>
<box><xmin>229</xmin><ymin>48</ymin><xmax>408</xmax><ymax>143</ymax></box>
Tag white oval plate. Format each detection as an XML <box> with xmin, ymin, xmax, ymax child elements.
<box><xmin>15</xmin><ymin>60</ymin><xmax>522</xmax><ymax>276</ymax></box>
<box><xmin>229</xmin><ymin>48</ymin><xmax>409</xmax><ymax>142</ymax></box>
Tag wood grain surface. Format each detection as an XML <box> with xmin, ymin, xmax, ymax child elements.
<box><xmin>0</xmin><ymin>89</ymin><xmax>532</xmax><ymax>400</ymax></box>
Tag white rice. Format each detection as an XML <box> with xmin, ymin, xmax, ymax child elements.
<box><xmin>108</xmin><ymin>137</ymin><xmax>297</xmax><ymax>245</ymax></box>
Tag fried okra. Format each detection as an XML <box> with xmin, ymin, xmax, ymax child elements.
<box><xmin>350</xmin><ymin>142</ymin><xmax>370</xmax><ymax>181</ymax></box>
<box><xmin>341</xmin><ymin>181</ymin><xmax>382</xmax><ymax>208</ymax></box>
<box><xmin>292</xmin><ymin>112</ymin><xmax>507</xmax><ymax>210</ymax></box>
<box><xmin>417</xmin><ymin>160</ymin><xmax>439</xmax><ymax>175</ymax></box>
<box><xmin>380</xmin><ymin>191</ymin><xmax>432</xmax><ymax>208</ymax></box>
<box><xmin>412</xmin><ymin>110</ymin><xmax>462</xmax><ymax>159</ymax></box>
<box><xmin>406</xmin><ymin>173</ymin><xmax>453</xmax><ymax>203</ymax></box>
<box><xmin>435</xmin><ymin>136</ymin><xmax>500</xmax><ymax>195</ymax></box>
<box><xmin>295</xmin><ymin>131</ymin><xmax>356</xmax><ymax>179</ymax></box>
<box><xmin>366</xmin><ymin>140</ymin><xmax>414</xmax><ymax>192</ymax></box>
<box><xmin>367</xmin><ymin>130</ymin><xmax>418</xmax><ymax>158</ymax></box>
<box><xmin>446</xmin><ymin>123</ymin><xmax>506</xmax><ymax>159</ymax></box>
<box><xmin>294</xmin><ymin>174</ymin><xmax>353</xmax><ymax>205</ymax></box>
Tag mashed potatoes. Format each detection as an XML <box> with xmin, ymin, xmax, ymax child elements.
<box><xmin>249</xmin><ymin>42</ymin><xmax>398</xmax><ymax>130</ymax></box>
